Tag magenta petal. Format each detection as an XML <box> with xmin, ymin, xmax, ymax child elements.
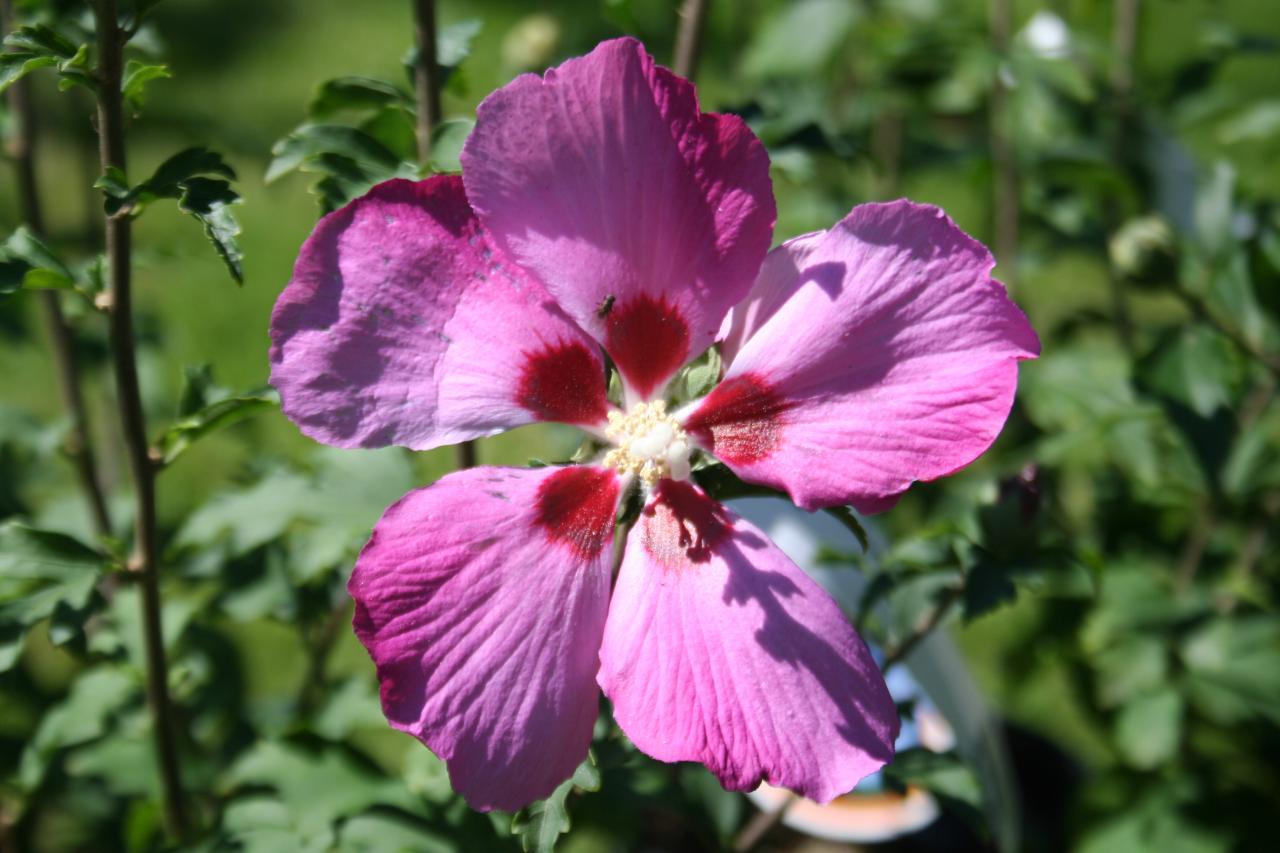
<box><xmin>685</xmin><ymin>201</ymin><xmax>1040</xmax><ymax>512</ymax></box>
<box><xmin>270</xmin><ymin>176</ymin><xmax>609</xmax><ymax>451</ymax></box>
<box><xmin>349</xmin><ymin>465</ymin><xmax>620</xmax><ymax>811</ymax></box>
<box><xmin>597</xmin><ymin>481</ymin><xmax>898</xmax><ymax>802</ymax></box>
<box><xmin>461</xmin><ymin>37</ymin><xmax>775</xmax><ymax>400</ymax></box>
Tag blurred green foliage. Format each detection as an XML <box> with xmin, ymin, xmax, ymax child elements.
<box><xmin>1</xmin><ymin>0</ymin><xmax>1279</xmax><ymax>850</ymax></box>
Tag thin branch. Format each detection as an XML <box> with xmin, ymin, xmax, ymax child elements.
<box><xmin>1174</xmin><ymin>288</ymin><xmax>1280</xmax><ymax>376</ymax></box>
<box><xmin>673</xmin><ymin>0</ymin><xmax>711</xmax><ymax>79</ymax></box>
<box><xmin>733</xmin><ymin>793</ymin><xmax>797</xmax><ymax>852</ymax></box>
<box><xmin>881</xmin><ymin>583</ymin><xmax>963</xmax><ymax>671</ymax></box>
<box><xmin>1</xmin><ymin>0</ymin><xmax>112</xmax><ymax>537</ymax></box>
<box><xmin>411</xmin><ymin>0</ymin><xmax>442</xmax><ymax>165</ymax></box>
<box><xmin>988</xmin><ymin>0</ymin><xmax>1018</xmax><ymax>291</ymax></box>
<box><xmin>1106</xmin><ymin>0</ymin><xmax>1140</xmax><ymax>352</ymax></box>
<box><xmin>410</xmin><ymin>0</ymin><xmax>476</xmax><ymax>470</ymax></box>
<box><xmin>92</xmin><ymin>0</ymin><xmax>188</xmax><ymax>839</ymax></box>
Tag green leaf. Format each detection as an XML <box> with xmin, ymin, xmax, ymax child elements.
<box><xmin>265</xmin><ymin>123</ymin><xmax>406</xmax><ymax>184</ymax></box>
<box><xmin>178</xmin><ymin>177</ymin><xmax>245</xmax><ymax>282</ymax></box>
<box><xmin>962</xmin><ymin>560</ymin><xmax>1018</xmax><ymax>621</ymax></box>
<box><xmin>511</xmin><ymin>754</ymin><xmax>599</xmax><ymax>852</ymax></box>
<box><xmin>1114</xmin><ymin>688</ymin><xmax>1183</xmax><ymax>769</ymax></box>
<box><xmin>743</xmin><ymin>0</ymin><xmax>859</xmax><ymax>78</ymax></box>
<box><xmin>222</xmin><ymin>741</ymin><xmax>420</xmax><ymax>837</ymax></box>
<box><xmin>98</xmin><ymin>148</ymin><xmax>244</xmax><ymax>282</ymax></box>
<box><xmin>1193</xmin><ymin>162</ymin><xmax>1235</xmax><ymax>260</ymax></box>
<box><xmin>1180</xmin><ymin>616</ymin><xmax>1280</xmax><ymax>724</ymax></box>
<box><xmin>0</xmin><ymin>24</ymin><xmax>95</xmax><ymax>95</ymax></box>
<box><xmin>427</xmin><ymin>118</ymin><xmax>473</xmax><ymax>174</ymax></box>
<box><xmin>121</xmin><ymin>60</ymin><xmax>170</xmax><ymax>110</ymax></box>
<box><xmin>337</xmin><ymin>813</ymin><xmax>455</xmax><ymax>853</ymax></box>
<box><xmin>0</xmin><ymin>227</ymin><xmax>77</xmax><ymax>295</ymax></box>
<box><xmin>682</xmin><ymin>346</ymin><xmax>723</xmax><ymax>399</ymax></box>
<box><xmin>1145</xmin><ymin>326</ymin><xmax>1243</xmax><ymax>417</ymax></box>
<box><xmin>309</xmin><ymin>76</ymin><xmax>410</xmax><ymax>119</ymax></box>
<box><xmin>0</xmin><ymin>522</ymin><xmax>106</xmax><ymax>672</ymax></box>
<box><xmin>437</xmin><ymin>19</ymin><xmax>483</xmax><ymax>68</ymax></box>
<box><xmin>884</xmin><ymin>748</ymin><xmax>984</xmax><ymax>831</ymax></box>
<box><xmin>822</xmin><ymin>505</ymin><xmax>869</xmax><ymax>553</ymax></box>
<box><xmin>154</xmin><ymin>387</ymin><xmax>278</xmax><ymax>466</ymax></box>
<box><xmin>19</xmin><ymin>666</ymin><xmax>137</xmax><ymax>789</ymax></box>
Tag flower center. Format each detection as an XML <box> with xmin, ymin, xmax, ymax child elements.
<box><xmin>603</xmin><ymin>400</ymin><xmax>692</xmax><ymax>487</ymax></box>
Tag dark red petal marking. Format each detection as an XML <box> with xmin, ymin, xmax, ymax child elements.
<box><xmin>683</xmin><ymin>373</ymin><xmax>788</xmax><ymax>464</ymax></box>
<box><xmin>534</xmin><ymin>467</ymin><xmax>619</xmax><ymax>559</ymax></box>
<box><xmin>517</xmin><ymin>340</ymin><xmax>609</xmax><ymax>425</ymax></box>
<box><xmin>604</xmin><ymin>294</ymin><xmax>691</xmax><ymax>400</ymax></box>
<box><xmin>641</xmin><ymin>480</ymin><xmax>731</xmax><ymax>568</ymax></box>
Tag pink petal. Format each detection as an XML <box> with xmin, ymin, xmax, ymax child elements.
<box><xmin>684</xmin><ymin>201</ymin><xmax>1040</xmax><ymax>512</ymax></box>
<box><xmin>349</xmin><ymin>465</ymin><xmax>620</xmax><ymax>811</ymax></box>
<box><xmin>270</xmin><ymin>176</ymin><xmax>609</xmax><ymax>451</ymax></box>
<box><xmin>597</xmin><ymin>480</ymin><xmax>898</xmax><ymax>802</ymax></box>
<box><xmin>461</xmin><ymin>37</ymin><xmax>775</xmax><ymax>400</ymax></box>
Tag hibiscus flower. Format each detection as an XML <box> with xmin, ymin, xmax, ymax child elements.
<box><xmin>269</xmin><ymin>37</ymin><xmax>1039</xmax><ymax>812</ymax></box>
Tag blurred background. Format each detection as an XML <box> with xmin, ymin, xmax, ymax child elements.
<box><xmin>1</xmin><ymin>0</ymin><xmax>1278</xmax><ymax>850</ymax></box>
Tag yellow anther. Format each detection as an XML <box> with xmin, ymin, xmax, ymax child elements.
<box><xmin>603</xmin><ymin>401</ymin><xmax>692</xmax><ymax>487</ymax></box>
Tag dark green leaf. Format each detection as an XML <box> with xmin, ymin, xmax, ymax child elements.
<box><xmin>265</xmin><ymin>123</ymin><xmax>407</xmax><ymax>184</ymax></box>
<box><xmin>511</xmin><ymin>754</ymin><xmax>599</xmax><ymax>852</ymax></box>
<box><xmin>0</xmin><ymin>522</ymin><xmax>106</xmax><ymax>672</ymax></box>
<box><xmin>0</xmin><ymin>25</ymin><xmax>95</xmax><ymax>94</ymax></box>
<box><xmin>822</xmin><ymin>505</ymin><xmax>869</xmax><ymax>553</ymax></box>
<box><xmin>97</xmin><ymin>148</ymin><xmax>244</xmax><ymax>282</ymax></box>
<box><xmin>962</xmin><ymin>560</ymin><xmax>1018</xmax><ymax>621</ymax></box>
<box><xmin>309</xmin><ymin>76</ymin><xmax>409</xmax><ymax>119</ymax></box>
<box><xmin>0</xmin><ymin>227</ymin><xmax>76</xmax><ymax>294</ymax></box>
<box><xmin>178</xmin><ymin>177</ymin><xmax>245</xmax><ymax>283</ymax></box>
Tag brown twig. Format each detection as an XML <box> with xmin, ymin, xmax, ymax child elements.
<box><xmin>988</xmin><ymin>0</ymin><xmax>1018</xmax><ymax>291</ymax></box>
<box><xmin>411</xmin><ymin>0</ymin><xmax>476</xmax><ymax>470</ymax></box>
<box><xmin>92</xmin><ymin>0</ymin><xmax>188</xmax><ymax>839</ymax></box>
<box><xmin>411</xmin><ymin>0</ymin><xmax>442</xmax><ymax>165</ymax></box>
<box><xmin>1175</xmin><ymin>288</ymin><xmax>1280</xmax><ymax>376</ymax></box>
<box><xmin>2</xmin><ymin>0</ymin><xmax>112</xmax><ymax>537</ymax></box>
<box><xmin>881</xmin><ymin>583</ymin><xmax>963</xmax><ymax>671</ymax></box>
<box><xmin>1106</xmin><ymin>0</ymin><xmax>1140</xmax><ymax>352</ymax></box>
<box><xmin>673</xmin><ymin>0</ymin><xmax>711</xmax><ymax>79</ymax></box>
<box><xmin>297</xmin><ymin>599</ymin><xmax>351</xmax><ymax>714</ymax></box>
<box><xmin>733</xmin><ymin>793</ymin><xmax>797</xmax><ymax>852</ymax></box>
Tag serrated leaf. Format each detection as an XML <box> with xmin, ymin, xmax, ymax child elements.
<box><xmin>0</xmin><ymin>25</ymin><xmax>95</xmax><ymax>95</ymax></box>
<box><xmin>265</xmin><ymin>123</ymin><xmax>406</xmax><ymax>184</ymax></box>
<box><xmin>154</xmin><ymin>388</ymin><xmax>278</xmax><ymax>466</ymax></box>
<box><xmin>97</xmin><ymin>148</ymin><xmax>244</xmax><ymax>282</ymax></box>
<box><xmin>308</xmin><ymin>76</ymin><xmax>410</xmax><ymax>119</ymax></box>
<box><xmin>121</xmin><ymin>60</ymin><xmax>170</xmax><ymax>110</ymax></box>
<box><xmin>0</xmin><ymin>522</ymin><xmax>106</xmax><ymax>672</ymax></box>
<box><xmin>177</xmin><ymin>177</ymin><xmax>244</xmax><ymax>282</ymax></box>
<box><xmin>511</xmin><ymin>754</ymin><xmax>599</xmax><ymax>852</ymax></box>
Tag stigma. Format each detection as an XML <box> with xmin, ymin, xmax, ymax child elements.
<box><xmin>603</xmin><ymin>400</ymin><xmax>692</xmax><ymax>487</ymax></box>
